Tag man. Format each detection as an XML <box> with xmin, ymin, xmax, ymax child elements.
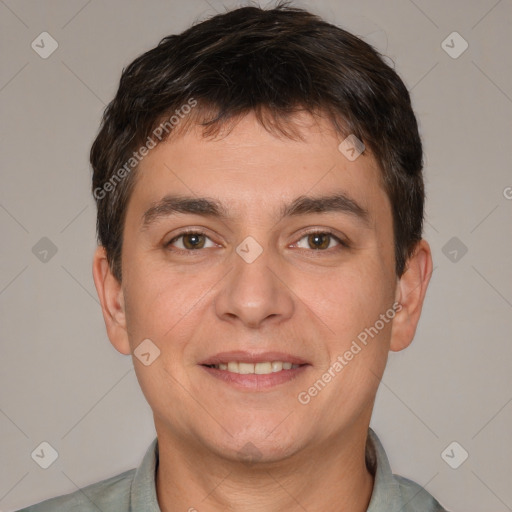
<box><xmin>19</xmin><ymin>3</ymin><xmax>448</xmax><ymax>511</ymax></box>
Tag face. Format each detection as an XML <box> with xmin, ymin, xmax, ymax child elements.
<box><xmin>96</xmin><ymin>112</ymin><xmax>422</xmax><ymax>463</ymax></box>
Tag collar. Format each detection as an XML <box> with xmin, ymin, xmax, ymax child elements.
<box><xmin>130</xmin><ymin>436</ymin><xmax>161</xmax><ymax>511</ymax></box>
<box><xmin>366</xmin><ymin>427</ymin><xmax>404</xmax><ymax>511</ymax></box>
<box><xmin>129</xmin><ymin>428</ymin><xmax>403</xmax><ymax>511</ymax></box>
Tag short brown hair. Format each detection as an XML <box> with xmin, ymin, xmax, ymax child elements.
<box><xmin>91</xmin><ymin>3</ymin><xmax>424</xmax><ymax>282</ymax></box>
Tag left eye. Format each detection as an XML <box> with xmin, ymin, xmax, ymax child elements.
<box><xmin>168</xmin><ymin>232</ymin><xmax>217</xmax><ymax>250</ymax></box>
<box><xmin>295</xmin><ymin>232</ymin><xmax>344</xmax><ymax>250</ymax></box>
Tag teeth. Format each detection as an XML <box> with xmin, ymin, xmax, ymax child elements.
<box><xmin>271</xmin><ymin>361</ymin><xmax>283</xmax><ymax>372</ymax></box>
<box><xmin>209</xmin><ymin>361</ymin><xmax>300</xmax><ymax>374</ymax></box>
<box><xmin>255</xmin><ymin>362</ymin><xmax>272</xmax><ymax>374</ymax></box>
<box><xmin>238</xmin><ymin>362</ymin><xmax>254</xmax><ymax>375</ymax></box>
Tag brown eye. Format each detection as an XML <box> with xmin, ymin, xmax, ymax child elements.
<box><xmin>295</xmin><ymin>231</ymin><xmax>347</xmax><ymax>251</ymax></box>
<box><xmin>182</xmin><ymin>233</ymin><xmax>206</xmax><ymax>249</ymax></box>
<box><xmin>307</xmin><ymin>233</ymin><xmax>331</xmax><ymax>250</ymax></box>
<box><xmin>168</xmin><ymin>232</ymin><xmax>215</xmax><ymax>250</ymax></box>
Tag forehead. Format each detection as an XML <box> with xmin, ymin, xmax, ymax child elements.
<box><xmin>129</xmin><ymin>112</ymin><xmax>389</xmax><ymax>222</ymax></box>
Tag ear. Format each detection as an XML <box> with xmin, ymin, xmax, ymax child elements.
<box><xmin>92</xmin><ymin>246</ymin><xmax>131</xmax><ymax>355</ymax></box>
<box><xmin>390</xmin><ymin>239</ymin><xmax>433</xmax><ymax>352</ymax></box>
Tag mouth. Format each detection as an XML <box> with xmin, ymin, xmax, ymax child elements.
<box><xmin>199</xmin><ymin>351</ymin><xmax>310</xmax><ymax>390</ymax></box>
<box><xmin>203</xmin><ymin>361</ymin><xmax>302</xmax><ymax>374</ymax></box>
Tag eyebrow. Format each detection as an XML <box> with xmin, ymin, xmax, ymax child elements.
<box><xmin>141</xmin><ymin>192</ymin><xmax>370</xmax><ymax>229</ymax></box>
<box><xmin>282</xmin><ymin>193</ymin><xmax>369</xmax><ymax>225</ymax></box>
<box><xmin>142</xmin><ymin>196</ymin><xmax>229</xmax><ymax>229</ymax></box>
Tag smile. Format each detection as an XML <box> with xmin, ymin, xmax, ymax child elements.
<box><xmin>204</xmin><ymin>361</ymin><xmax>301</xmax><ymax>374</ymax></box>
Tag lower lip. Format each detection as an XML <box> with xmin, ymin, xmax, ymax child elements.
<box><xmin>200</xmin><ymin>364</ymin><xmax>310</xmax><ymax>390</ymax></box>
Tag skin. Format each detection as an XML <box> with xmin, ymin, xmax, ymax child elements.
<box><xmin>93</xmin><ymin>112</ymin><xmax>432</xmax><ymax>512</ymax></box>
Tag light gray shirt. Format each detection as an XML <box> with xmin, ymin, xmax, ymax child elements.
<box><xmin>17</xmin><ymin>428</ymin><xmax>449</xmax><ymax>511</ymax></box>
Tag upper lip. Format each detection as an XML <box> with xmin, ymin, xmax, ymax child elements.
<box><xmin>199</xmin><ymin>351</ymin><xmax>310</xmax><ymax>366</ymax></box>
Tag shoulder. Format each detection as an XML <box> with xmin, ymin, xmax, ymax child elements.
<box><xmin>15</xmin><ymin>468</ymin><xmax>136</xmax><ymax>512</ymax></box>
<box><xmin>394</xmin><ymin>474</ymin><xmax>450</xmax><ymax>512</ymax></box>
<box><xmin>17</xmin><ymin>437</ymin><xmax>160</xmax><ymax>512</ymax></box>
<box><xmin>366</xmin><ymin>428</ymin><xmax>451</xmax><ymax>512</ymax></box>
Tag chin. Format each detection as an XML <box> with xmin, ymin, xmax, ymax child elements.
<box><xmin>198</xmin><ymin>420</ymin><xmax>308</xmax><ymax>464</ymax></box>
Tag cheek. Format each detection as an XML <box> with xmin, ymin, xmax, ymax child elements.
<box><xmin>123</xmin><ymin>260</ymin><xmax>217</xmax><ymax>349</ymax></box>
<box><xmin>300</xmin><ymin>260</ymin><xmax>393</xmax><ymax>337</ymax></box>
<box><xmin>295</xmin><ymin>257</ymin><xmax>395</xmax><ymax>399</ymax></box>
<box><xmin>297</xmin><ymin>267</ymin><xmax>393</xmax><ymax>411</ymax></box>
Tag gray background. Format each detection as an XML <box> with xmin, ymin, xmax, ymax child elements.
<box><xmin>1</xmin><ymin>0</ymin><xmax>511</xmax><ymax>510</ymax></box>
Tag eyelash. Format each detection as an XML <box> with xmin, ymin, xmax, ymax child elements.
<box><xmin>165</xmin><ymin>229</ymin><xmax>350</xmax><ymax>254</ymax></box>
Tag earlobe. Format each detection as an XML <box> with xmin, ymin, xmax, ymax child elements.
<box><xmin>389</xmin><ymin>239</ymin><xmax>433</xmax><ymax>352</ymax></box>
<box><xmin>92</xmin><ymin>246</ymin><xmax>131</xmax><ymax>355</ymax></box>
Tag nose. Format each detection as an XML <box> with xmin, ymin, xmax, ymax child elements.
<box><xmin>214</xmin><ymin>246</ymin><xmax>295</xmax><ymax>329</ymax></box>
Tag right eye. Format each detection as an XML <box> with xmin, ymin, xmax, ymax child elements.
<box><xmin>166</xmin><ymin>231</ymin><xmax>217</xmax><ymax>251</ymax></box>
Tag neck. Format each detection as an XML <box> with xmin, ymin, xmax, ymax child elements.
<box><xmin>155</xmin><ymin>422</ymin><xmax>374</xmax><ymax>512</ymax></box>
